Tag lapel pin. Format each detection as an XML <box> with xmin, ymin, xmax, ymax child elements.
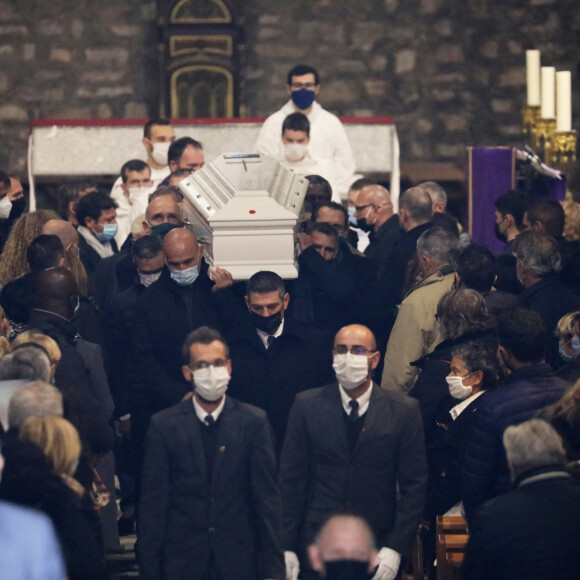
<box><xmin>219</xmin><ymin>445</ymin><xmax>226</xmax><ymax>452</ymax></box>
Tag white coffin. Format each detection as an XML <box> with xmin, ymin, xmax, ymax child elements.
<box><xmin>209</xmin><ymin>190</ymin><xmax>299</xmax><ymax>280</ymax></box>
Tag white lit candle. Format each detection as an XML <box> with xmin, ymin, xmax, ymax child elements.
<box><xmin>526</xmin><ymin>50</ymin><xmax>541</xmax><ymax>106</ymax></box>
<box><xmin>541</xmin><ymin>66</ymin><xmax>555</xmax><ymax>119</ymax></box>
<box><xmin>556</xmin><ymin>71</ymin><xmax>572</xmax><ymax>132</ymax></box>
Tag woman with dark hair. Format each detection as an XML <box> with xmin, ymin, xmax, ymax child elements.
<box><xmin>410</xmin><ymin>288</ymin><xmax>497</xmax><ymax>433</ymax></box>
<box><xmin>420</xmin><ymin>341</ymin><xmax>499</xmax><ymax>579</ymax></box>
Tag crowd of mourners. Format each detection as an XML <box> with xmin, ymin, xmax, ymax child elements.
<box><xmin>1</xmin><ymin>66</ymin><xmax>580</xmax><ymax>580</ymax></box>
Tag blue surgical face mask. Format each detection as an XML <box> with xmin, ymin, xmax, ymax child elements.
<box><xmin>572</xmin><ymin>337</ymin><xmax>580</xmax><ymax>356</ymax></box>
<box><xmin>97</xmin><ymin>224</ymin><xmax>118</xmax><ymax>243</ymax></box>
<box><xmin>559</xmin><ymin>343</ymin><xmax>575</xmax><ymax>363</ymax></box>
<box><xmin>291</xmin><ymin>88</ymin><xmax>316</xmax><ymax>111</ymax></box>
<box><xmin>347</xmin><ymin>207</ymin><xmax>357</xmax><ymax>227</ymax></box>
<box><xmin>170</xmin><ymin>265</ymin><xmax>199</xmax><ymax>286</ymax></box>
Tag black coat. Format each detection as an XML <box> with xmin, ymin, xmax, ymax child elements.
<box><xmin>379</xmin><ymin>221</ymin><xmax>432</xmax><ymax>309</ymax></box>
<box><xmin>138</xmin><ymin>397</ymin><xmax>284</xmax><ymax>580</ymax></box>
<box><xmin>27</xmin><ymin>309</ymin><xmax>114</xmax><ymax>455</ymax></box>
<box><xmin>409</xmin><ymin>328</ymin><xmax>498</xmax><ymax>441</ymax></box>
<box><xmin>463</xmin><ymin>467</ymin><xmax>580</xmax><ymax>580</ymax></box>
<box><xmin>226</xmin><ymin>319</ymin><xmax>334</xmax><ymax>452</ymax></box>
<box><xmin>364</xmin><ymin>214</ymin><xmax>403</xmax><ymax>282</ymax></box>
<box><xmin>520</xmin><ymin>274</ymin><xmax>580</xmax><ymax>370</ymax></box>
<box><xmin>461</xmin><ymin>364</ymin><xmax>570</xmax><ymax>521</ymax></box>
<box><xmin>288</xmin><ymin>241</ymin><xmax>378</xmax><ymax>334</ymax></box>
<box><xmin>132</xmin><ymin>261</ymin><xmax>245</xmax><ymax>416</ymax></box>
<box><xmin>279</xmin><ymin>384</ymin><xmax>427</xmax><ymax>563</ymax></box>
<box><xmin>0</xmin><ymin>439</ymin><xmax>109</xmax><ymax>580</ymax></box>
<box><xmin>104</xmin><ymin>280</ymin><xmax>145</xmax><ymax>417</ymax></box>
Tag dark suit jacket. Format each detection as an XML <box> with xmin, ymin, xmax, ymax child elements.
<box><xmin>462</xmin><ymin>468</ymin><xmax>580</xmax><ymax>580</ymax></box>
<box><xmin>138</xmin><ymin>397</ymin><xmax>285</xmax><ymax>580</ymax></box>
<box><xmin>226</xmin><ymin>319</ymin><xmax>334</xmax><ymax>452</ymax></box>
<box><xmin>132</xmin><ymin>261</ymin><xmax>244</xmax><ymax>415</ymax></box>
<box><xmin>279</xmin><ymin>383</ymin><xmax>427</xmax><ymax>560</ymax></box>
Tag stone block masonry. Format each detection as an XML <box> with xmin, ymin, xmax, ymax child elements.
<box><xmin>0</xmin><ymin>0</ymin><xmax>579</xmax><ymax>177</ymax></box>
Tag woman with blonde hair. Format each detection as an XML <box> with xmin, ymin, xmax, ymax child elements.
<box><xmin>0</xmin><ymin>416</ymin><xmax>109</xmax><ymax>579</ymax></box>
<box><xmin>0</xmin><ymin>209</ymin><xmax>59</xmax><ymax>286</ymax></box>
<box><xmin>20</xmin><ymin>416</ymin><xmax>84</xmax><ymax>497</ymax></box>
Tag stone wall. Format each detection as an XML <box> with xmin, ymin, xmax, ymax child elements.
<box><xmin>1</xmin><ymin>0</ymin><xmax>579</xmax><ymax>177</ymax></box>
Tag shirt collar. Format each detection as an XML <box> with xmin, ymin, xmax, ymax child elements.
<box><xmin>192</xmin><ymin>394</ymin><xmax>226</xmax><ymax>423</ymax></box>
<box><xmin>256</xmin><ymin>318</ymin><xmax>285</xmax><ymax>348</ymax></box>
<box><xmin>338</xmin><ymin>382</ymin><xmax>372</xmax><ymax>416</ymax></box>
<box><xmin>449</xmin><ymin>390</ymin><xmax>485</xmax><ymax>421</ymax></box>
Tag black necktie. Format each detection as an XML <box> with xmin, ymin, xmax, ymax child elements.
<box><xmin>204</xmin><ymin>414</ymin><xmax>215</xmax><ymax>427</ymax></box>
<box><xmin>267</xmin><ymin>335</ymin><xmax>276</xmax><ymax>349</ymax></box>
<box><xmin>349</xmin><ymin>399</ymin><xmax>359</xmax><ymax>422</ymax></box>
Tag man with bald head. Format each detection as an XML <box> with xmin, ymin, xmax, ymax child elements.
<box><xmin>42</xmin><ymin>219</ymin><xmax>80</xmax><ymax>257</ymax></box>
<box><xmin>131</xmin><ymin>227</ymin><xmax>242</xmax><ymax>492</ymax></box>
<box><xmin>354</xmin><ymin>185</ymin><xmax>402</xmax><ymax>281</ymax></box>
<box><xmin>280</xmin><ymin>324</ymin><xmax>427</xmax><ymax>580</ymax></box>
<box><xmin>308</xmin><ymin>514</ymin><xmax>378</xmax><ymax>579</ymax></box>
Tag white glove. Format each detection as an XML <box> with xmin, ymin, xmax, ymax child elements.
<box><xmin>284</xmin><ymin>551</ymin><xmax>300</xmax><ymax>580</ymax></box>
<box><xmin>371</xmin><ymin>547</ymin><xmax>401</xmax><ymax>580</ymax></box>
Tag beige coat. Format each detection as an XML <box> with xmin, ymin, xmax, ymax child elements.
<box><xmin>381</xmin><ymin>268</ymin><xmax>455</xmax><ymax>393</ymax></box>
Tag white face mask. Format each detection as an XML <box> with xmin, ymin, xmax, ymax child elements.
<box><xmin>151</xmin><ymin>141</ymin><xmax>171</xmax><ymax>166</ymax></box>
<box><xmin>333</xmin><ymin>353</ymin><xmax>369</xmax><ymax>391</ymax></box>
<box><xmin>138</xmin><ymin>270</ymin><xmax>162</xmax><ymax>288</ymax></box>
<box><xmin>0</xmin><ymin>195</ymin><xmax>12</xmax><ymax>219</ymax></box>
<box><xmin>284</xmin><ymin>143</ymin><xmax>308</xmax><ymax>163</ymax></box>
<box><xmin>128</xmin><ymin>185</ymin><xmax>155</xmax><ymax>205</ymax></box>
<box><xmin>193</xmin><ymin>366</ymin><xmax>230</xmax><ymax>402</ymax></box>
<box><xmin>170</xmin><ymin>264</ymin><xmax>199</xmax><ymax>286</ymax></box>
<box><xmin>446</xmin><ymin>374</ymin><xmax>473</xmax><ymax>400</ymax></box>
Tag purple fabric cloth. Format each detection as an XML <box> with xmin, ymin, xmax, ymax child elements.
<box><xmin>468</xmin><ymin>147</ymin><xmax>516</xmax><ymax>254</ymax></box>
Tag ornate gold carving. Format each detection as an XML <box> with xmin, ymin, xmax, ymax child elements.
<box><xmin>171</xmin><ymin>65</ymin><xmax>233</xmax><ymax>118</ymax></box>
<box><xmin>531</xmin><ymin>118</ymin><xmax>556</xmax><ymax>166</ymax></box>
<box><xmin>170</xmin><ymin>0</ymin><xmax>231</xmax><ymax>23</ymax></box>
<box><xmin>552</xmin><ymin>130</ymin><xmax>578</xmax><ymax>168</ymax></box>
<box><xmin>169</xmin><ymin>35</ymin><xmax>233</xmax><ymax>58</ymax></box>
<box><xmin>522</xmin><ymin>105</ymin><xmax>540</xmax><ymax>138</ymax></box>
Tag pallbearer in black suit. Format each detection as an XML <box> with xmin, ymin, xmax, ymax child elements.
<box><xmin>280</xmin><ymin>324</ymin><xmax>427</xmax><ymax>580</ymax></box>
<box><xmin>138</xmin><ymin>326</ymin><xmax>284</xmax><ymax>580</ymax></box>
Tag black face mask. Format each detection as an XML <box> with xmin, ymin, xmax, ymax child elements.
<box><xmin>251</xmin><ymin>310</ymin><xmax>283</xmax><ymax>335</ymax></box>
<box><xmin>324</xmin><ymin>560</ymin><xmax>373</xmax><ymax>580</ymax></box>
<box><xmin>9</xmin><ymin>197</ymin><xmax>26</xmax><ymax>220</ymax></box>
<box><xmin>494</xmin><ymin>222</ymin><xmax>507</xmax><ymax>243</ymax></box>
<box><xmin>356</xmin><ymin>217</ymin><xmax>373</xmax><ymax>233</ymax></box>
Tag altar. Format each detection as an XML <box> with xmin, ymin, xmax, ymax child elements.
<box><xmin>27</xmin><ymin>116</ymin><xmax>400</xmax><ymax>209</ymax></box>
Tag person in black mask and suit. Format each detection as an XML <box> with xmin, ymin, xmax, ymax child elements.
<box><xmin>226</xmin><ymin>271</ymin><xmax>334</xmax><ymax>454</ymax></box>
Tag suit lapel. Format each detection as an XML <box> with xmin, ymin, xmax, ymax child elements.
<box><xmin>182</xmin><ymin>401</ymin><xmax>208</xmax><ymax>483</ymax></box>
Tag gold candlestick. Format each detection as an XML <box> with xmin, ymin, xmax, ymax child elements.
<box><xmin>552</xmin><ymin>130</ymin><xmax>577</xmax><ymax>170</ymax></box>
<box><xmin>522</xmin><ymin>105</ymin><xmax>540</xmax><ymax>138</ymax></box>
<box><xmin>531</xmin><ymin>118</ymin><xmax>556</xmax><ymax>165</ymax></box>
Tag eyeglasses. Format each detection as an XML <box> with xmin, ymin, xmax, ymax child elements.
<box><xmin>290</xmin><ymin>82</ymin><xmax>317</xmax><ymax>90</ymax></box>
<box><xmin>333</xmin><ymin>345</ymin><xmax>375</xmax><ymax>356</ymax></box>
<box><xmin>189</xmin><ymin>359</ymin><xmax>228</xmax><ymax>371</ymax></box>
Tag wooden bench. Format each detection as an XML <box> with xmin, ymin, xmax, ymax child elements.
<box><xmin>436</xmin><ymin>516</ymin><xmax>468</xmax><ymax>580</ymax></box>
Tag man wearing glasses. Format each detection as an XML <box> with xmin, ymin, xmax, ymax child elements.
<box><xmin>255</xmin><ymin>64</ymin><xmax>356</xmax><ymax>200</ymax></box>
<box><xmin>138</xmin><ymin>326</ymin><xmax>285</xmax><ymax>580</ymax></box>
<box><xmin>279</xmin><ymin>324</ymin><xmax>427</xmax><ymax>580</ymax></box>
